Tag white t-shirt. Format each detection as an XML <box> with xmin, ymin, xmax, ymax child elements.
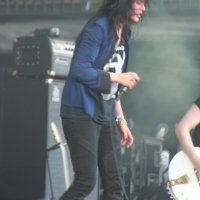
<box><xmin>102</xmin><ymin>44</ymin><xmax>125</xmax><ymax>100</ymax></box>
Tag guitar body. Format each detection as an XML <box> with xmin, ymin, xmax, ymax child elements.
<box><xmin>168</xmin><ymin>147</ymin><xmax>200</xmax><ymax>200</ymax></box>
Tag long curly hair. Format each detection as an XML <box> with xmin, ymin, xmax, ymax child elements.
<box><xmin>88</xmin><ymin>0</ymin><xmax>150</xmax><ymax>40</ymax></box>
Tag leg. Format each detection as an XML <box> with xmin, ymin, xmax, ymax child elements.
<box><xmin>98</xmin><ymin>120</ymin><xmax>125</xmax><ymax>200</ymax></box>
<box><xmin>59</xmin><ymin>118</ymin><xmax>100</xmax><ymax>200</ymax></box>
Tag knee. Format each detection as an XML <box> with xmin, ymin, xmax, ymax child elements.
<box><xmin>85</xmin><ymin>178</ymin><xmax>97</xmax><ymax>194</ymax></box>
<box><xmin>75</xmin><ymin>176</ymin><xmax>97</xmax><ymax>195</ymax></box>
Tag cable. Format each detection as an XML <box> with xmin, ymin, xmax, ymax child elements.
<box><xmin>109</xmin><ymin>103</ymin><xmax>130</xmax><ymax>200</ymax></box>
<box><xmin>47</xmin><ymin>143</ymin><xmax>60</xmax><ymax>151</ymax></box>
<box><xmin>46</xmin><ymin>153</ymin><xmax>55</xmax><ymax>200</ymax></box>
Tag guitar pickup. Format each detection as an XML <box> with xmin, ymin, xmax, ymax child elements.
<box><xmin>168</xmin><ymin>174</ymin><xmax>190</xmax><ymax>187</ymax></box>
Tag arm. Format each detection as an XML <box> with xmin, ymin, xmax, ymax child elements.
<box><xmin>175</xmin><ymin>104</ymin><xmax>200</xmax><ymax>172</ymax></box>
<box><xmin>70</xmin><ymin>23</ymin><xmax>139</xmax><ymax>93</ymax></box>
<box><xmin>70</xmin><ymin>23</ymin><xmax>110</xmax><ymax>92</ymax></box>
<box><xmin>115</xmin><ymin>100</ymin><xmax>134</xmax><ymax>148</ymax></box>
<box><xmin>114</xmin><ymin>72</ymin><xmax>140</xmax><ymax>148</ymax></box>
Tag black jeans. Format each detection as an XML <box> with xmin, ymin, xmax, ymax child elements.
<box><xmin>59</xmin><ymin>118</ymin><xmax>124</xmax><ymax>200</ymax></box>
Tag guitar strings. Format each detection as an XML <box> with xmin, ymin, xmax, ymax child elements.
<box><xmin>187</xmin><ymin>173</ymin><xmax>199</xmax><ymax>183</ymax></box>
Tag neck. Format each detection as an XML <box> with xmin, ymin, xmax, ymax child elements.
<box><xmin>117</xmin><ymin>24</ymin><xmax>123</xmax><ymax>37</ymax></box>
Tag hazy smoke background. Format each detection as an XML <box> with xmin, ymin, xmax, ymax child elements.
<box><xmin>122</xmin><ymin>9</ymin><xmax>200</xmax><ymax>158</ymax></box>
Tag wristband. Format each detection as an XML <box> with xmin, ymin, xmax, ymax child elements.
<box><xmin>116</xmin><ymin>116</ymin><xmax>127</xmax><ymax>126</ymax></box>
<box><xmin>116</xmin><ymin>114</ymin><xmax>124</xmax><ymax>119</ymax></box>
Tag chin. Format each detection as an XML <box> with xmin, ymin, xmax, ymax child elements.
<box><xmin>131</xmin><ymin>17</ymin><xmax>140</xmax><ymax>23</ymax></box>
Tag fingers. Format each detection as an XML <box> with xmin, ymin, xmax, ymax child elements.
<box><xmin>127</xmin><ymin>73</ymin><xmax>140</xmax><ymax>89</ymax></box>
<box><xmin>120</xmin><ymin>132</ymin><xmax>134</xmax><ymax>148</ymax></box>
<box><xmin>120</xmin><ymin>135</ymin><xmax>127</xmax><ymax>146</ymax></box>
<box><xmin>113</xmin><ymin>72</ymin><xmax>140</xmax><ymax>89</ymax></box>
<box><xmin>126</xmin><ymin>134</ymin><xmax>134</xmax><ymax>148</ymax></box>
<box><xmin>198</xmin><ymin>173</ymin><xmax>200</xmax><ymax>182</ymax></box>
<box><xmin>118</xmin><ymin>121</ymin><xmax>134</xmax><ymax>148</ymax></box>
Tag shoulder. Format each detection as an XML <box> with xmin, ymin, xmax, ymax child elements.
<box><xmin>77</xmin><ymin>16</ymin><xmax>110</xmax><ymax>43</ymax></box>
<box><xmin>93</xmin><ymin>16</ymin><xmax>109</xmax><ymax>26</ymax></box>
<box><xmin>85</xmin><ymin>16</ymin><xmax>110</xmax><ymax>33</ymax></box>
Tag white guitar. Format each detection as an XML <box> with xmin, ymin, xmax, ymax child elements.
<box><xmin>50</xmin><ymin>122</ymin><xmax>71</xmax><ymax>190</ymax></box>
<box><xmin>167</xmin><ymin>147</ymin><xmax>200</xmax><ymax>200</ymax></box>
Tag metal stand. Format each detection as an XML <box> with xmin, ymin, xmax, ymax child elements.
<box><xmin>46</xmin><ymin>143</ymin><xmax>60</xmax><ymax>200</ymax></box>
<box><xmin>46</xmin><ymin>155</ymin><xmax>56</xmax><ymax>200</ymax></box>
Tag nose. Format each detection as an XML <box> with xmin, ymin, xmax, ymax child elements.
<box><xmin>141</xmin><ymin>3</ymin><xmax>145</xmax><ymax>11</ymax></box>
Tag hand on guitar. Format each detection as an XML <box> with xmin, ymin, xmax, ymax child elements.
<box><xmin>168</xmin><ymin>147</ymin><xmax>200</xmax><ymax>200</ymax></box>
<box><xmin>191</xmin><ymin>155</ymin><xmax>200</xmax><ymax>181</ymax></box>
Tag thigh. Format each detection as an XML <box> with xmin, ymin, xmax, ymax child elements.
<box><xmin>98</xmin><ymin>120</ymin><xmax>122</xmax><ymax>177</ymax></box>
<box><xmin>62</xmin><ymin>118</ymin><xmax>101</xmax><ymax>178</ymax></box>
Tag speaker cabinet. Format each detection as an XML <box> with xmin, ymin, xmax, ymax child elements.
<box><xmin>0</xmin><ymin>73</ymin><xmax>48</xmax><ymax>200</ymax></box>
<box><xmin>0</xmin><ymin>72</ymin><xmax>98</xmax><ymax>200</ymax></box>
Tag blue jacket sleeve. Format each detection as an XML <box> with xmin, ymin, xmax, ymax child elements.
<box><xmin>69</xmin><ymin>23</ymin><xmax>111</xmax><ymax>93</ymax></box>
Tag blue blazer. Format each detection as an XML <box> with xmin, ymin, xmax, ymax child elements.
<box><xmin>61</xmin><ymin>16</ymin><xmax>132</xmax><ymax>118</ymax></box>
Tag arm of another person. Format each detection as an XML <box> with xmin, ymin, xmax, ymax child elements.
<box><xmin>175</xmin><ymin>103</ymin><xmax>200</xmax><ymax>173</ymax></box>
<box><xmin>115</xmin><ymin>100</ymin><xmax>134</xmax><ymax>148</ymax></box>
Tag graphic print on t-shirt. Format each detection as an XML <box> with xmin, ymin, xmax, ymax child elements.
<box><xmin>102</xmin><ymin>44</ymin><xmax>125</xmax><ymax>100</ymax></box>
